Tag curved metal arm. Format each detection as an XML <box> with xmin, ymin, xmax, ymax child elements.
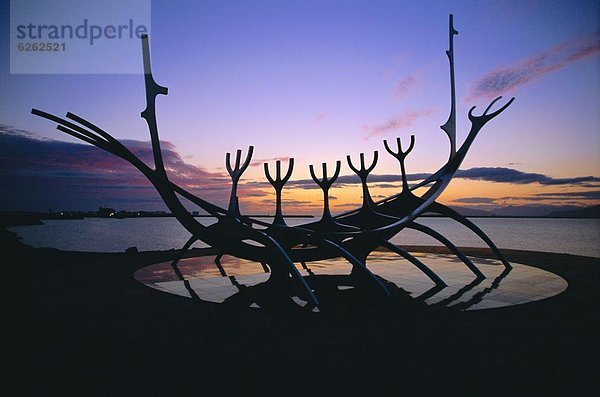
<box><xmin>378</xmin><ymin>239</ymin><xmax>446</xmax><ymax>287</ymax></box>
<box><xmin>407</xmin><ymin>222</ymin><xmax>485</xmax><ymax>280</ymax></box>
<box><xmin>426</xmin><ymin>201</ymin><xmax>511</xmax><ymax>269</ymax></box>
<box><xmin>468</xmin><ymin>96</ymin><xmax>515</xmax><ymax>129</ymax></box>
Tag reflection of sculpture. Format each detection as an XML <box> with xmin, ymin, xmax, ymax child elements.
<box><xmin>32</xmin><ymin>15</ymin><xmax>514</xmax><ymax>308</ymax></box>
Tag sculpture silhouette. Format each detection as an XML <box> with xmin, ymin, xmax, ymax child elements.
<box><xmin>32</xmin><ymin>15</ymin><xmax>514</xmax><ymax>309</ymax></box>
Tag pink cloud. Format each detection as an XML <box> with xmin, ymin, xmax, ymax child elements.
<box><xmin>315</xmin><ymin>113</ymin><xmax>329</xmax><ymax>122</ymax></box>
<box><xmin>467</xmin><ymin>31</ymin><xmax>600</xmax><ymax>100</ymax></box>
<box><xmin>362</xmin><ymin>109</ymin><xmax>437</xmax><ymax>140</ymax></box>
<box><xmin>383</xmin><ymin>53</ymin><xmax>411</xmax><ymax>80</ymax></box>
<box><xmin>394</xmin><ymin>75</ymin><xmax>417</xmax><ymax>99</ymax></box>
<box><xmin>249</xmin><ymin>156</ymin><xmax>292</xmax><ymax>168</ymax></box>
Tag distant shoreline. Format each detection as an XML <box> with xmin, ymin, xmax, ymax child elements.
<box><xmin>2</xmin><ymin>211</ymin><xmax>599</xmax><ymax>227</ymax></box>
<box><xmin>420</xmin><ymin>214</ymin><xmax>600</xmax><ymax>219</ymax></box>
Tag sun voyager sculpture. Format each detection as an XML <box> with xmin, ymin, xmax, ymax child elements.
<box><xmin>33</xmin><ymin>15</ymin><xmax>515</xmax><ymax>310</ymax></box>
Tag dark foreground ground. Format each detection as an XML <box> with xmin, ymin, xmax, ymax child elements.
<box><xmin>1</xmin><ymin>228</ymin><xmax>599</xmax><ymax>395</ymax></box>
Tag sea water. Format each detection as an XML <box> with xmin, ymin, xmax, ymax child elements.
<box><xmin>8</xmin><ymin>217</ymin><xmax>600</xmax><ymax>258</ymax></box>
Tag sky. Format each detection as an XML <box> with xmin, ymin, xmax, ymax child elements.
<box><xmin>0</xmin><ymin>0</ymin><xmax>599</xmax><ymax>215</ymax></box>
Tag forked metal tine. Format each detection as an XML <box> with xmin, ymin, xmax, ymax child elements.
<box><xmin>225</xmin><ymin>146</ymin><xmax>254</xmax><ymax>179</ymax></box>
<box><xmin>264</xmin><ymin>158</ymin><xmax>294</xmax><ymax>188</ymax></box>
<box><xmin>264</xmin><ymin>163</ymin><xmax>275</xmax><ymax>185</ymax></box>
<box><xmin>383</xmin><ymin>136</ymin><xmax>415</xmax><ymax>161</ymax></box>
<box><xmin>330</xmin><ymin>160</ymin><xmax>341</xmax><ymax>182</ymax></box>
<box><xmin>309</xmin><ymin>164</ymin><xmax>321</xmax><ymax>187</ymax></box>
<box><xmin>282</xmin><ymin>158</ymin><xmax>294</xmax><ymax>183</ymax></box>
<box><xmin>347</xmin><ymin>151</ymin><xmax>378</xmax><ymax>178</ymax></box>
<box><xmin>309</xmin><ymin>160</ymin><xmax>341</xmax><ymax>189</ymax></box>
<box><xmin>225</xmin><ymin>152</ymin><xmax>233</xmax><ymax>175</ymax></box>
<box><xmin>239</xmin><ymin>146</ymin><xmax>254</xmax><ymax>174</ymax></box>
<box><xmin>264</xmin><ymin>158</ymin><xmax>294</xmax><ymax>226</ymax></box>
<box><xmin>366</xmin><ymin>151</ymin><xmax>378</xmax><ymax>173</ymax></box>
<box><xmin>276</xmin><ymin>160</ymin><xmax>281</xmax><ymax>181</ymax></box>
<box><xmin>234</xmin><ymin>149</ymin><xmax>242</xmax><ymax>170</ymax></box>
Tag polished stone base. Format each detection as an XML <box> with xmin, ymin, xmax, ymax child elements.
<box><xmin>134</xmin><ymin>251</ymin><xmax>567</xmax><ymax>311</ymax></box>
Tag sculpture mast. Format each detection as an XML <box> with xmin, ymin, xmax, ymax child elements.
<box><xmin>440</xmin><ymin>14</ymin><xmax>459</xmax><ymax>159</ymax></box>
<box><xmin>140</xmin><ymin>34</ymin><xmax>169</xmax><ymax>176</ymax></box>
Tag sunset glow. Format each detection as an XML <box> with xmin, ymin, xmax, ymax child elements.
<box><xmin>1</xmin><ymin>0</ymin><xmax>598</xmax><ymax>215</ymax></box>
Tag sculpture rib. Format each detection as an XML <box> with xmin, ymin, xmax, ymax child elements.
<box><xmin>378</xmin><ymin>240</ymin><xmax>447</xmax><ymax>287</ymax></box>
<box><xmin>406</xmin><ymin>222</ymin><xmax>485</xmax><ymax>280</ymax></box>
<box><xmin>427</xmin><ymin>202</ymin><xmax>512</xmax><ymax>269</ymax></box>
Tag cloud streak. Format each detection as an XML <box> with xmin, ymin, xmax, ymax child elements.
<box><xmin>497</xmin><ymin>191</ymin><xmax>600</xmax><ymax>202</ymax></box>
<box><xmin>452</xmin><ymin>197</ymin><xmax>497</xmax><ymax>204</ymax></box>
<box><xmin>315</xmin><ymin>113</ymin><xmax>329</xmax><ymax>122</ymax></box>
<box><xmin>452</xmin><ymin>191</ymin><xmax>600</xmax><ymax>207</ymax></box>
<box><xmin>362</xmin><ymin>108</ymin><xmax>436</xmax><ymax>140</ymax></box>
<box><xmin>0</xmin><ymin>125</ymin><xmax>244</xmax><ymax>211</ymax></box>
<box><xmin>278</xmin><ymin>167</ymin><xmax>600</xmax><ymax>189</ymax></box>
<box><xmin>249</xmin><ymin>156</ymin><xmax>292</xmax><ymax>168</ymax></box>
<box><xmin>468</xmin><ymin>31</ymin><xmax>600</xmax><ymax>100</ymax></box>
<box><xmin>394</xmin><ymin>75</ymin><xmax>417</xmax><ymax>99</ymax></box>
<box><xmin>455</xmin><ymin>167</ymin><xmax>600</xmax><ymax>186</ymax></box>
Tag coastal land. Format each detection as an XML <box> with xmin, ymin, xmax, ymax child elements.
<box><xmin>1</xmin><ymin>227</ymin><xmax>599</xmax><ymax>394</ymax></box>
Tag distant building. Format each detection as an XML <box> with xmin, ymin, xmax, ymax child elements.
<box><xmin>98</xmin><ymin>207</ymin><xmax>116</xmax><ymax>218</ymax></box>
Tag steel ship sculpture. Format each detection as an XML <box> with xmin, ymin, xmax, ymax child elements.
<box><xmin>32</xmin><ymin>15</ymin><xmax>515</xmax><ymax>309</ymax></box>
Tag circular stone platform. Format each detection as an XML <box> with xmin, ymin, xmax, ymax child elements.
<box><xmin>134</xmin><ymin>251</ymin><xmax>567</xmax><ymax>311</ymax></box>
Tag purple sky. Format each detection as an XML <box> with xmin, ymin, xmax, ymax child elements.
<box><xmin>1</xmin><ymin>0</ymin><xmax>599</xmax><ymax>213</ymax></box>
